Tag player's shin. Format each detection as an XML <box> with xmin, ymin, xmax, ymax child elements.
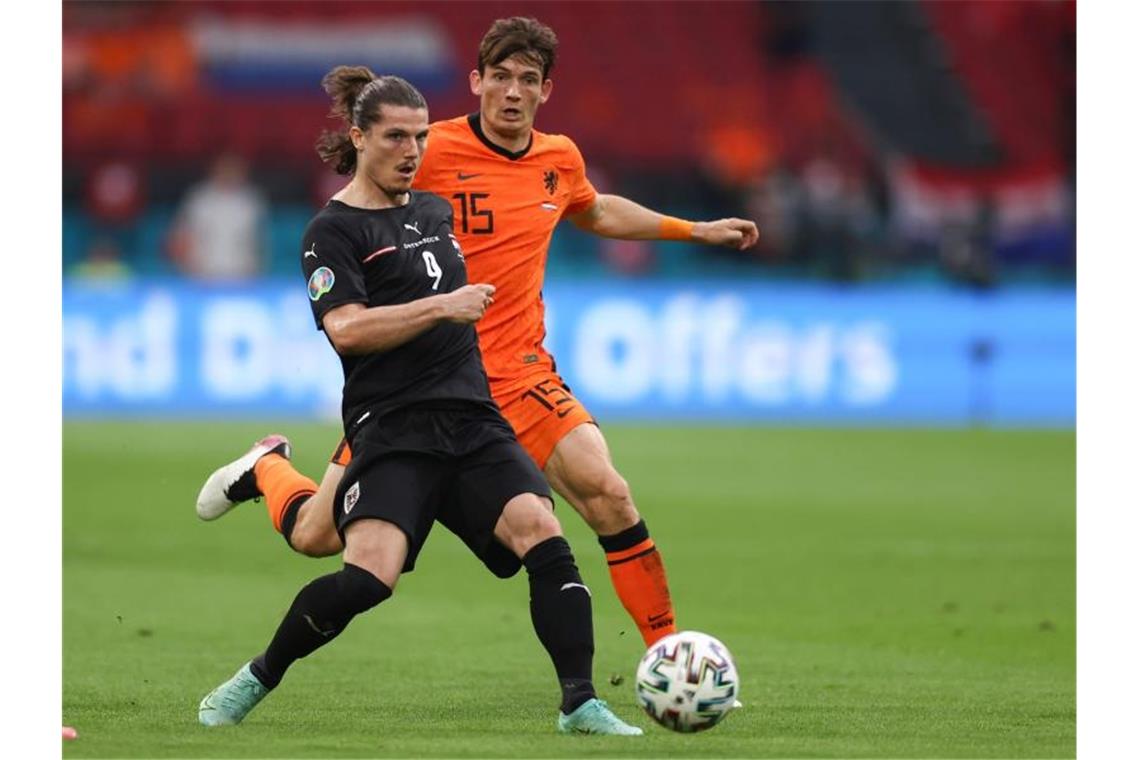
<box><xmin>249</xmin><ymin>563</ymin><xmax>391</xmax><ymax>690</ymax></box>
<box><xmin>599</xmin><ymin>520</ymin><xmax>677</xmax><ymax>646</ymax></box>
<box><xmin>522</xmin><ymin>536</ymin><xmax>597</xmax><ymax>714</ymax></box>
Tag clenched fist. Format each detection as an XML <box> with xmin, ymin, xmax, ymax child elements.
<box><xmin>442</xmin><ymin>283</ymin><xmax>496</xmax><ymax>323</ymax></box>
<box><xmin>692</xmin><ymin>218</ymin><xmax>760</xmax><ymax>250</ymax></box>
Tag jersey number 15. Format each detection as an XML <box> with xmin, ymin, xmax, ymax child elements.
<box><xmin>452</xmin><ymin>192</ymin><xmax>494</xmax><ymax>234</ymax></box>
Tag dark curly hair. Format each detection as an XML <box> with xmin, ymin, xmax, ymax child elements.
<box><xmin>477</xmin><ymin>17</ymin><xmax>558</xmax><ymax>79</ymax></box>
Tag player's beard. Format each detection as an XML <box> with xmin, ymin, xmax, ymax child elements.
<box><xmin>374</xmin><ymin>172</ymin><xmax>413</xmax><ymax>204</ymax></box>
<box><xmin>379</xmin><ymin>183</ymin><xmax>411</xmax><ymax>201</ymax></box>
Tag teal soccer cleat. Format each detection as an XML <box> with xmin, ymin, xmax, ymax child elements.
<box><xmin>557</xmin><ymin>698</ymin><xmax>643</xmax><ymax>735</ymax></box>
<box><xmin>198</xmin><ymin>663</ymin><xmax>270</xmax><ymax>726</ymax></box>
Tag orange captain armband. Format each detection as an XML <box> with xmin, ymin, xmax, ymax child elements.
<box><xmin>659</xmin><ymin>216</ymin><xmax>695</xmax><ymax>241</ymax></box>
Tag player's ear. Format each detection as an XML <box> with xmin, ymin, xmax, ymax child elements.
<box><xmin>469</xmin><ymin>69</ymin><xmax>483</xmax><ymax>96</ymax></box>
<box><xmin>539</xmin><ymin>78</ymin><xmax>553</xmax><ymax>104</ymax></box>
<box><xmin>349</xmin><ymin>125</ymin><xmax>365</xmax><ymax>152</ymax></box>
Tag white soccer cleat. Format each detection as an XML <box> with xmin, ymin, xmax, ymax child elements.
<box><xmin>195</xmin><ymin>434</ymin><xmax>291</xmax><ymax>521</ymax></box>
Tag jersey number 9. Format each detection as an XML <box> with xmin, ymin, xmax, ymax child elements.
<box><xmin>422</xmin><ymin>250</ymin><xmax>443</xmax><ymax>290</ymax></box>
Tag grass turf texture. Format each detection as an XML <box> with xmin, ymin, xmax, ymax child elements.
<box><xmin>63</xmin><ymin>422</ymin><xmax>1074</xmax><ymax>758</ymax></box>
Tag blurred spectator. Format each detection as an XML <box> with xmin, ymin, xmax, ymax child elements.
<box><xmin>799</xmin><ymin>153</ymin><xmax>874</xmax><ymax>281</ymax></box>
<box><xmin>168</xmin><ymin>154</ymin><xmax>266</xmax><ymax>280</ymax></box>
<box><xmin>71</xmin><ymin>238</ymin><xmax>133</xmax><ymax>281</ymax></box>
<box><xmin>939</xmin><ymin>199</ymin><xmax>996</xmax><ymax>288</ymax></box>
<box><xmin>86</xmin><ymin>161</ymin><xmax>144</xmax><ymax>224</ymax></box>
<box><xmin>84</xmin><ymin>160</ymin><xmax>145</xmax><ymax>268</ymax></box>
<box><xmin>745</xmin><ymin>166</ymin><xmax>804</xmax><ymax>262</ymax></box>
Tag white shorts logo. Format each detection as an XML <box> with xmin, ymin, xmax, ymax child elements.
<box><xmin>344</xmin><ymin>481</ymin><xmax>360</xmax><ymax>514</ymax></box>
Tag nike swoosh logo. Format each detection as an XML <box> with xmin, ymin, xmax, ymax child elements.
<box><xmin>457</xmin><ymin>172</ymin><xmax>481</xmax><ymax>181</ymax></box>
<box><xmin>556</xmin><ymin>408</ymin><xmax>573</xmax><ymax>418</ymax></box>
<box><xmin>560</xmin><ymin>582</ymin><xmax>591</xmax><ymax>597</ymax></box>
<box><xmin>304</xmin><ymin>246</ymin><xmax>317</xmax><ymax>258</ymax></box>
<box><xmin>303</xmin><ymin>614</ymin><xmax>337</xmax><ymax>637</ymax></box>
<box><xmin>648</xmin><ymin>611</ymin><xmax>671</xmax><ymax>622</ymax></box>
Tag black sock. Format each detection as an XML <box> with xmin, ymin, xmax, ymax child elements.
<box><xmin>522</xmin><ymin>536</ymin><xmax>596</xmax><ymax>714</ymax></box>
<box><xmin>279</xmin><ymin>493</ymin><xmax>312</xmax><ymax>550</ymax></box>
<box><xmin>597</xmin><ymin>519</ymin><xmax>650</xmax><ymax>553</ymax></box>
<box><xmin>249</xmin><ymin>563</ymin><xmax>391</xmax><ymax>690</ymax></box>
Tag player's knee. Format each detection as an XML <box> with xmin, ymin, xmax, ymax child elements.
<box><xmin>499</xmin><ymin>494</ymin><xmax>562</xmax><ymax>557</ymax></box>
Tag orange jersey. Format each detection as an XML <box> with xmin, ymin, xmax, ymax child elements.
<box><xmin>413</xmin><ymin>114</ymin><xmax>597</xmax><ymax>390</ymax></box>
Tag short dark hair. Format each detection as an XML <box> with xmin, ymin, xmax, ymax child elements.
<box><xmin>477</xmin><ymin>17</ymin><xmax>558</xmax><ymax>80</ymax></box>
<box><xmin>315</xmin><ymin>66</ymin><xmax>428</xmax><ymax>175</ymax></box>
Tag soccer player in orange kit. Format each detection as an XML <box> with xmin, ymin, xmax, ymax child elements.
<box><xmin>197</xmin><ymin>17</ymin><xmax>758</xmax><ymax>648</ymax></box>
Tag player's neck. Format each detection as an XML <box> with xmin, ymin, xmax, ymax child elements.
<box><xmin>478</xmin><ymin>112</ymin><xmax>532</xmax><ymax>154</ymax></box>
<box><xmin>335</xmin><ymin>176</ymin><xmax>410</xmax><ymax>210</ymax></box>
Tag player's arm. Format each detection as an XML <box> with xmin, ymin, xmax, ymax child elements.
<box><xmin>322</xmin><ymin>285</ymin><xmax>495</xmax><ymax>356</ymax></box>
<box><xmin>568</xmin><ymin>194</ymin><xmax>759</xmax><ymax>251</ymax></box>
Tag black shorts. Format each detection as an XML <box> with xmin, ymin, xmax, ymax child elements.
<box><xmin>333</xmin><ymin>403</ymin><xmax>551</xmax><ymax>577</ymax></box>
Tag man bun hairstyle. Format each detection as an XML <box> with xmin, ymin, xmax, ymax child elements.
<box><xmin>477</xmin><ymin>17</ymin><xmax>558</xmax><ymax>79</ymax></box>
<box><xmin>315</xmin><ymin>66</ymin><xmax>429</xmax><ymax>175</ymax></box>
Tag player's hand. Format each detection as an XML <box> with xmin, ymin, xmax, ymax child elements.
<box><xmin>442</xmin><ymin>283</ymin><xmax>496</xmax><ymax>323</ymax></box>
<box><xmin>692</xmin><ymin>218</ymin><xmax>760</xmax><ymax>251</ymax></box>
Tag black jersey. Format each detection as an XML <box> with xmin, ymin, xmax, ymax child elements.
<box><xmin>300</xmin><ymin>191</ymin><xmax>496</xmax><ymax>435</ymax></box>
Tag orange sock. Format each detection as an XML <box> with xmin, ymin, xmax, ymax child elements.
<box><xmin>253</xmin><ymin>454</ymin><xmax>317</xmax><ymax>533</ymax></box>
<box><xmin>600</xmin><ymin>521</ymin><xmax>677</xmax><ymax>646</ymax></box>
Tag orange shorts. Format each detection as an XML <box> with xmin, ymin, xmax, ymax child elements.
<box><xmin>330</xmin><ymin>437</ymin><xmax>352</xmax><ymax>467</ymax></box>
<box><xmin>329</xmin><ymin>372</ymin><xmax>593</xmax><ymax>471</ymax></box>
<box><xmin>495</xmin><ymin>373</ymin><xmax>595</xmax><ymax>470</ymax></box>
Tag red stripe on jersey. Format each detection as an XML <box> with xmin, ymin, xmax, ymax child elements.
<box><xmin>363</xmin><ymin>246</ymin><xmax>397</xmax><ymax>263</ymax></box>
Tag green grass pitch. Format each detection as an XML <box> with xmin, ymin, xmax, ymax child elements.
<box><xmin>63</xmin><ymin>421</ymin><xmax>1074</xmax><ymax>758</ymax></box>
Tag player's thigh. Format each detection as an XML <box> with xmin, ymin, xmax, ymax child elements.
<box><xmin>342</xmin><ymin>519</ymin><xmax>408</xmax><ymax>589</ymax></box>
<box><xmin>440</xmin><ymin>439</ymin><xmax>554</xmax><ymax>575</ymax></box>
<box><xmin>293</xmin><ymin>460</ymin><xmax>347</xmax><ymax>554</ymax></box>
<box><xmin>336</xmin><ymin>451</ymin><xmax>446</xmax><ymax>577</ymax></box>
<box><xmin>308</xmin><ymin>438</ymin><xmax>352</xmax><ymax>523</ymax></box>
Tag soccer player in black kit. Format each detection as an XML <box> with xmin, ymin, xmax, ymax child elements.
<box><xmin>197</xmin><ymin>69</ymin><xmax>642</xmax><ymax>736</ymax></box>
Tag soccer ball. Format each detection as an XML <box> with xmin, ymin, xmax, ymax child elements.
<box><xmin>634</xmin><ymin>630</ymin><xmax>739</xmax><ymax>733</ymax></box>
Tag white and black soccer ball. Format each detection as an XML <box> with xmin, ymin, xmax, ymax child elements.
<box><xmin>634</xmin><ymin>630</ymin><xmax>739</xmax><ymax>733</ymax></box>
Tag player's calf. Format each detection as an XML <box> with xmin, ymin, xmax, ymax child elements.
<box><xmin>282</xmin><ymin>461</ymin><xmax>346</xmax><ymax>557</ymax></box>
<box><xmin>574</xmin><ymin>467</ymin><xmax>639</xmax><ymax>535</ymax></box>
<box><xmin>544</xmin><ymin>428</ymin><xmax>639</xmax><ymax>535</ymax></box>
